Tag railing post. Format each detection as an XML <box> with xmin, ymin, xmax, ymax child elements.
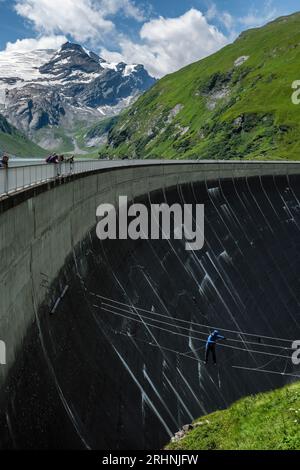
<box><xmin>4</xmin><ymin>167</ymin><xmax>8</xmax><ymax>195</ymax></box>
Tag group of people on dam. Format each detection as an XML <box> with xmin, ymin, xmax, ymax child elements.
<box><xmin>0</xmin><ymin>153</ymin><xmax>75</xmax><ymax>168</ymax></box>
<box><xmin>45</xmin><ymin>154</ymin><xmax>74</xmax><ymax>164</ymax></box>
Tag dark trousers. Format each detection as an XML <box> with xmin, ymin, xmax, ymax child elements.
<box><xmin>205</xmin><ymin>344</ymin><xmax>217</xmax><ymax>364</ymax></box>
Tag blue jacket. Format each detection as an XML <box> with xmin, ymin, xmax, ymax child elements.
<box><xmin>206</xmin><ymin>330</ymin><xmax>225</xmax><ymax>348</ymax></box>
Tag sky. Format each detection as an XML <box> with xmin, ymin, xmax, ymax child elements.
<box><xmin>0</xmin><ymin>0</ymin><xmax>299</xmax><ymax>77</ymax></box>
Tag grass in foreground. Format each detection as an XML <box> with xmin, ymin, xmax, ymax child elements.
<box><xmin>166</xmin><ymin>381</ymin><xmax>300</xmax><ymax>450</ymax></box>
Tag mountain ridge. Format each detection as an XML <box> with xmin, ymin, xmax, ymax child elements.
<box><xmin>0</xmin><ymin>41</ymin><xmax>156</xmax><ymax>153</ymax></box>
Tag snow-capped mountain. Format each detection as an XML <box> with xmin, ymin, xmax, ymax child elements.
<box><xmin>0</xmin><ymin>42</ymin><xmax>155</xmax><ymax>149</ymax></box>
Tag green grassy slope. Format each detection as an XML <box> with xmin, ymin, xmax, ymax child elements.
<box><xmin>0</xmin><ymin>114</ymin><xmax>47</xmax><ymax>158</ymax></box>
<box><xmin>75</xmin><ymin>116</ymin><xmax>118</xmax><ymax>151</ymax></box>
<box><xmin>34</xmin><ymin>126</ymin><xmax>74</xmax><ymax>153</ymax></box>
<box><xmin>105</xmin><ymin>12</ymin><xmax>300</xmax><ymax>160</ymax></box>
<box><xmin>166</xmin><ymin>381</ymin><xmax>300</xmax><ymax>450</ymax></box>
<box><xmin>32</xmin><ymin>117</ymin><xmax>118</xmax><ymax>156</ymax></box>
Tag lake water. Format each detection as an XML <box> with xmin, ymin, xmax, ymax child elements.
<box><xmin>9</xmin><ymin>158</ymin><xmax>45</xmax><ymax>167</ymax></box>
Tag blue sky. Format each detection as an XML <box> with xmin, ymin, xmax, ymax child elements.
<box><xmin>0</xmin><ymin>0</ymin><xmax>299</xmax><ymax>77</ymax></box>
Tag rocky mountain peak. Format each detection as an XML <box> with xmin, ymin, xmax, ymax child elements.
<box><xmin>39</xmin><ymin>41</ymin><xmax>102</xmax><ymax>77</ymax></box>
<box><xmin>0</xmin><ymin>41</ymin><xmax>156</xmax><ymax>149</ymax></box>
<box><xmin>60</xmin><ymin>41</ymin><xmax>84</xmax><ymax>52</ymax></box>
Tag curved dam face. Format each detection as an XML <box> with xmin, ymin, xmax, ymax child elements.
<box><xmin>0</xmin><ymin>162</ymin><xmax>300</xmax><ymax>449</ymax></box>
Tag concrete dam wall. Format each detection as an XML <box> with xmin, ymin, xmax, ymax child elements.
<box><xmin>0</xmin><ymin>161</ymin><xmax>300</xmax><ymax>449</ymax></box>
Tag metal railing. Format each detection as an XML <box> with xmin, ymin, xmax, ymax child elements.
<box><xmin>1</xmin><ymin>159</ymin><xmax>300</xmax><ymax>199</ymax></box>
<box><xmin>0</xmin><ymin>160</ymin><xmax>135</xmax><ymax>198</ymax></box>
<box><xmin>0</xmin><ymin>158</ymin><xmax>190</xmax><ymax>197</ymax></box>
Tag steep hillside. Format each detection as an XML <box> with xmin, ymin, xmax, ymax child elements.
<box><xmin>105</xmin><ymin>12</ymin><xmax>300</xmax><ymax>160</ymax></box>
<box><xmin>75</xmin><ymin>116</ymin><xmax>119</xmax><ymax>151</ymax></box>
<box><xmin>0</xmin><ymin>114</ymin><xmax>47</xmax><ymax>157</ymax></box>
<box><xmin>166</xmin><ymin>381</ymin><xmax>300</xmax><ymax>450</ymax></box>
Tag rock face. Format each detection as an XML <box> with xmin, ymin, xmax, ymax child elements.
<box><xmin>0</xmin><ymin>113</ymin><xmax>14</xmax><ymax>134</ymax></box>
<box><xmin>0</xmin><ymin>42</ymin><xmax>156</xmax><ymax>138</ymax></box>
<box><xmin>5</xmin><ymin>86</ymin><xmax>66</xmax><ymax>131</ymax></box>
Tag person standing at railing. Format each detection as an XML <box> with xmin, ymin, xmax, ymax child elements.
<box><xmin>0</xmin><ymin>154</ymin><xmax>9</xmax><ymax>194</ymax></box>
<box><xmin>45</xmin><ymin>154</ymin><xmax>64</xmax><ymax>177</ymax></box>
<box><xmin>0</xmin><ymin>154</ymin><xmax>9</xmax><ymax>169</ymax></box>
<box><xmin>67</xmin><ymin>155</ymin><xmax>74</xmax><ymax>174</ymax></box>
<box><xmin>45</xmin><ymin>154</ymin><xmax>75</xmax><ymax>177</ymax></box>
<box><xmin>45</xmin><ymin>154</ymin><xmax>59</xmax><ymax>164</ymax></box>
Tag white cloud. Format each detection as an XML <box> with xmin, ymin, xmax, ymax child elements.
<box><xmin>220</xmin><ymin>12</ymin><xmax>235</xmax><ymax>30</ymax></box>
<box><xmin>239</xmin><ymin>11</ymin><xmax>276</xmax><ymax>28</ymax></box>
<box><xmin>99</xmin><ymin>0</ymin><xmax>145</xmax><ymax>21</ymax></box>
<box><xmin>15</xmin><ymin>0</ymin><xmax>113</xmax><ymax>42</ymax></box>
<box><xmin>13</xmin><ymin>2</ymin><xmax>280</xmax><ymax>80</ymax></box>
<box><xmin>206</xmin><ymin>3</ymin><xmax>234</xmax><ymax>30</ymax></box>
<box><xmin>101</xmin><ymin>8</ymin><xmax>229</xmax><ymax>78</ymax></box>
<box><xmin>2</xmin><ymin>35</ymin><xmax>67</xmax><ymax>53</ymax></box>
<box><xmin>238</xmin><ymin>0</ymin><xmax>278</xmax><ymax>28</ymax></box>
<box><xmin>14</xmin><ymin>0</ymin><xmax>145</xmax><ymax>43</ymax></box>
